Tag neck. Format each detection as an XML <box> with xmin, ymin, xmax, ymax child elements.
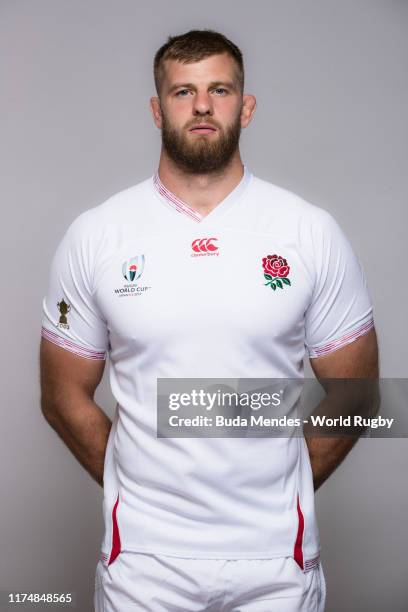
<box><xmin>156</xmin><ymin>150</ymin><xmax>245</xmax><ymax>217</ymax></box>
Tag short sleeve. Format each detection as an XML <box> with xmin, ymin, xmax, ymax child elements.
<box><xmin>304</xmin><ymin>209</ymin><xmax>375</xmax><ymax>358</ymax></box>
<box><xmin>41</xmin><ymin>213</ymin><xmax>109</xmax><ymax>360</ymax></box>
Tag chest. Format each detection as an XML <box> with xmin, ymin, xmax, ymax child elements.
<box><xmin>94</xmin><ymin>229</ymin><xmax>314</xmax><ymax>345</ymax></box>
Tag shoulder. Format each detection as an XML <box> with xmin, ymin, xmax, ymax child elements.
<box><xmin>63</xmin><ymin>176</ymin><xmax>153</xmax><ymax>242</ymax></box>
<box><xmin>74</xmin><ymin>176</ymin><xmax>152</xmax><ymax>227</ymax></box>
<box><xmin>248</xmin><ymin>173</ymin><xmax>338</xmax><ymax>232</ymax></box>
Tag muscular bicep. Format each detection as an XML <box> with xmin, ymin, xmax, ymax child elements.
<box><xmin>309</xmin><ymin>327</ymin><xmax>379</xmax><ymax>379</ymax></box>
<box><xmin>40</xmin><ymin>337</ymin><xmax>106</xmax><ymax>411</ymax></box>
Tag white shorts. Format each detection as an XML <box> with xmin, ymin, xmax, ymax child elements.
<box><xmin>94</xmin><ymin>551</ymin><xmax>326</xmax><ymax>611</ymax></box>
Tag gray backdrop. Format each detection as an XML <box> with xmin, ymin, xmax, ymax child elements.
<box><xmin>1</xmin><ymin>0</ymin><xmax>407</xmax><ymax>610</ymax></box>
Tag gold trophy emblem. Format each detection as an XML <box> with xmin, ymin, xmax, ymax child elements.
<box><xmin>57</xmin><ymin>298</ymin><xmax>71</xmax><ymax>328</ymax></box>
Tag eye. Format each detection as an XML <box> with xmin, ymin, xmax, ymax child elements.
<box><xmin>213</xmin><ymin>88</ymin><xmax>227</xmax><ymax>95</ymax></box>
<box><xmin>175</xmin><ymin>89</ymin><xmax>190</xmax><ymax>97</ymax></box>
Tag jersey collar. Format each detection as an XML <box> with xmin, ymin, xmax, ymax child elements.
<box><xmin>152</xmin><ymin>166</ymin><xmax>252</xmax><ymax>224</ymax></box>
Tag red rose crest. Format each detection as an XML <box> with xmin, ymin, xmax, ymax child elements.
<box><xmin>262</xmin><ymin>254</ymin><xmax>291</xmax><ymax>291</ymax></box>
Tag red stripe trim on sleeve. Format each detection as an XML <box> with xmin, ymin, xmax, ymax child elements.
<box><xmin>41</xmin><ymin>326</ymin><xmax>106</xmax><ymax>360</ymax></box>
<box><xmin>108</xmin><ymin>493</ymin><xmax>121</xmax><ymax>566</ymax></box>
<box><xmin>309</xmin><ymin>318</ymin><xmax>374</xmax><ymax>358</ymax></box>
<box><xmin>294</xmin><ymin>493</ymin><xmax>305</xmax><ymax>570</ymax></box>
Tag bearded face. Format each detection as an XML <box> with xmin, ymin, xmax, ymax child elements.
<box><xmin>160</xmin><ymin>105</ymin><xmax>242</xmax><ymax>174</ymax></box>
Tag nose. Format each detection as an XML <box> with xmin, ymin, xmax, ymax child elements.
<box><xmin>192</xmin><ymin>90</ymin><xmax>213</xmax><ymax>116</ymax></box>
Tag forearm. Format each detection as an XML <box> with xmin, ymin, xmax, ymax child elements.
<box><xmin>305</xmin><ymin>435</ymin><xmax>358</xmax><ymax>491</ymax></box>
<box><xmin>42</xmin><ymin>395</ymin><xmax>112</xmax><ymax>487</ymax></box>
<box><xmin>303</xmin><ymin>378</ymin><xmax>379</xmax><ymax>490</ymax></box>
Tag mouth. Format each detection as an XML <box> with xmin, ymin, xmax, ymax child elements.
<box><xmin>189</xmin><ymin>123</ymin><xmax>218</xmax><ymax>134</ymax></box>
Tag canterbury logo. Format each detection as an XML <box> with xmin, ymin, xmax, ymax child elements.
<box><xmin>191</xmin><ymin>238</ymin><xmax>218</xmax><ymax>253</ymax></box>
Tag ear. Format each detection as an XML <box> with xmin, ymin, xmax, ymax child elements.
<box><xmin>150</xmin><ymin>96</ymin><xmax>163</xmax><ymax>129</ymax></box>
<box><xmin>240</xmin><ymin>94</ymin><xmax>257</xmax><ymax>129</ymax></box>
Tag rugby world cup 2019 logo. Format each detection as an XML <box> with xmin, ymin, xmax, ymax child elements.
<box><xmin>114</xmin><ymin>254</ymin><xmax>151</xmax><ymax>298</ymax></box>
<box><xmin>122</xmin><ymin>255</ymin><xmax>145</xmax><ymax>282</ymax></box>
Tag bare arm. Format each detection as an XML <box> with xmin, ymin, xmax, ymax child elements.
<box><xmin>40</xmin><ymin>337</ymin><xmax>112</xmax><ymax>487</ymax></box>
<box><xmin>306</xmin><ymin>327</ymin><xmax>379</xmax><ymax>491</ymax></box>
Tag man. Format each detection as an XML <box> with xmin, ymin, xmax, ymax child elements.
<box><xmin>40</xmin><ymin>29</ymin><xmax>378</xmax><ymax>611</ymax></box>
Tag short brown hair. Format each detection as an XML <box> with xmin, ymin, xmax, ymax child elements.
<box><xmin>154</xmin><ymin>29</ymin><xmax>244</xmax><ymax>96</ymax></box>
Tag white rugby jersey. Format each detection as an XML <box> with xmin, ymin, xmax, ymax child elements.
<box><xmin>41</xmin><ymin>167</ymin><xmax>374</xmax><ymax>566</ymax></box>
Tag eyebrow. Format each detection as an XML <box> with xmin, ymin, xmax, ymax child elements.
<box><xmin>167</xmin><ymin>80</ymin><xmax>237</xmax><ymax>94</ymax></box>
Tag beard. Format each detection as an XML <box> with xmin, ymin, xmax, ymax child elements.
<box><xmin>161</xmin><ymin>110</ymin><xmax>242</xmax><ymax>174</ymax></box>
